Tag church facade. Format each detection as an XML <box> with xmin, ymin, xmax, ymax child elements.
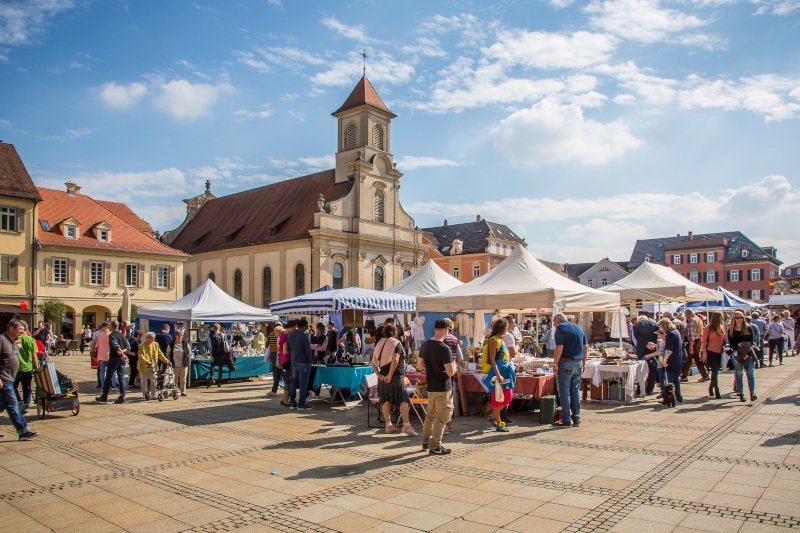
<box><xmin>166</xmin><ymin>76</ymin><xmax>424</xmax><ymax>306</ymax></box>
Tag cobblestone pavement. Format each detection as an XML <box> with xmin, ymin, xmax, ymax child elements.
<box><xmin>1</xmin><ymin>355</ymin><xmax>799</xmax><ymax>532</ymax></box>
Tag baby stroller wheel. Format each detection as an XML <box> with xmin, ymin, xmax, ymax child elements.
<box><xmin>37</xmin><ymin>398</ymin><xmax>47</xmax><ymax>419</ymax></box>
<box><xmin>157</xmin><ymin>393</ymin><xmax>164</xmax><ymax>402</ymax></box>
<box><xmin>172</xmin><ymin>391</ymin><xmax>179</xmax><ymax>400</ymax></box>
<box><xmin>71</xmin><ymin>402</ymin><xmax>80</xmax><ymax>416</ymax></box>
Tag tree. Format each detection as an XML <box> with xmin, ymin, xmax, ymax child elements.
<box><xmin>38</xmin><ymin>298</ymin><xmax>66</xmax><ymax>326</ymax></box>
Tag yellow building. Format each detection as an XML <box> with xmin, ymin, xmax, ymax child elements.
<box><xmin>165</xmin><ymin>76</ymin><xmax>425</xmax><ymax>305</ymax></box>
<box><xmin>0</xmin><ymin>142</ymin><xmax>41</xmax><ymax>330</ymax></box>
<box><xmin>36</xmin><ymin>182</ymin><xmax>187</xmax><ymax>337</ymax></box>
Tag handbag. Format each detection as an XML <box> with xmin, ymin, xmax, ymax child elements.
<box><xmin>493</xmin><ymin>377</ymin><xmax>504</xmax><ymax>403</ymax></box>
<box><xmin>90</xmin><ymin>341</ymin><xmax>99</xmax><ymax>369</ymax></box>
<box><xmin>736</xmin><ymin>341</ymin><xmax>753</xmax><ymax>364</ymax></box>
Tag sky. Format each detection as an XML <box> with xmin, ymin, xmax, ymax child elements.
<box><xmin>1</xmin><ymin>0</ymin><xmax>799</xmax><ymax>267</ymax></box>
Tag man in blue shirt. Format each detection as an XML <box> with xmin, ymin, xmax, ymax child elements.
<box><xmin>287</xmin><ymin>318</ymin><xmax>313</xmax><ymax>410</ymax></box>
<box><xmin>553</xmin><ymin>313</ymin><xmax>587</xmax><ymax>428</ymax></box>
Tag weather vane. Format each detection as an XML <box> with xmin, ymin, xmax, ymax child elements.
<box><xmin>361</xmin><ymin>49</ymin><xmax>367</xmax><ymax>75</ymax></box>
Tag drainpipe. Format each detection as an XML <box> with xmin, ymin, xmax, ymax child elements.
<box><xmin>31</xmin><ymin>202</ymin><xmax>39</xmax><ymax>322</ymax></box>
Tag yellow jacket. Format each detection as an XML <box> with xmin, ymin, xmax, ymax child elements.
<box><xmin>138</xmin><ymin>341</ymin><xmax>169</xmax><ymax>373</ymax></box>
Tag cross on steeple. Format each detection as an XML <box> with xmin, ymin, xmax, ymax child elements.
<box><xmin>361</xmin><ymin>49</ymin><xmax>367</xmax><ymax>75</ymax></box>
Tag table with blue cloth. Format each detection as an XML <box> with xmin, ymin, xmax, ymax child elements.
<box><xmin>312</xmin><ymin>364</ymin><xmax>374</xmax><ymax>408</ymax></box>
<box><xmin>191</xmin><ymin>356</ymin><xmax>272</xmax><ymax>383</ymax></box>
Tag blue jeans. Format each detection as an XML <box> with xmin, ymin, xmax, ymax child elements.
<box><xmin>665</xmin><ymin>369</ymin><xmax>683</xmax><ymax>402</ymax></box>
<box><xmin>289</xmin><ymin>363</ymin><xmax>311</xmax><ymax>407</ymax></box>
<box><xmin>733</xmin><ymin>356</ymin><xmax>755</xmax><ymax>395</ymax></box>
<box><xmin>102</xmin><ymin>357</ymin><xmax>126</xmax><ymax>399</ymax></box>
<box><xmin>656</xmin><ymin>366</ymin><xmax>667</xmax><ymax>388</ymax></box>
<box><xmin>556</xmin><ymin>360</ymin><xmax>582</xmax><ymax>423</ymax></box>
<box><xmin>98</xmin><ymin>360</ymin><xmax>118</xmax><ymax>389</ymax></box>
<box><xmin>0</xmin><ymin>381</ymin><xmax>29</xmax><ymax>435</ymax></box>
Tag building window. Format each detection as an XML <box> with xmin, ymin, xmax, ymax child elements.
<box><xmin>155</xmin><ymin>266</ymin><xmax>168</xmax><ymax>289</ymax></box>
<box><xmin>730</xmin><ymin>270</ymin><xmax>740</xmax><ymax>282</ymax></box>
<box><xmin>689</xmin><ymin>253</ymin><xmax>698</xmax><ymax>264</ymax></box>
<box><xmin>332</xmin><ymin>262</ymin><xmax>344</xmax><ymax>289</ymax></box>
<box><xmin>0</xmin><ymin>207</ymin><xmax>19</xmax><ymax>232</ymax></box>
<box><xmin>0</xmin><ymin>255</ymin><xmax>19</xmax><ymax>282</ymax></box>
<box><xmin>706</xmin><ymin>270</ymin><xmax>716</xmax><ymax>283</ymax></box>
<box><xmin>98</xmin><ymin>229</ymin><xmax>110</xmax><ymax>242</ymax></box>
<box><xmin>644</xmin><ymin>254</ymin><xmax>652</xmax><ymax>262</ymax></box>
<box><xmin>751</xmin><ymin>269</ymin><xmax>761</xmax><ymax>281</ymax></box>
<box><xmin>689</xmin><ymin>270</ymin><xmax>699</xmax><ymax>283</ymax></box>
<box><xmin>374</xmin><ymin>266</ymin><xmax>384</xmax><ymax>290</ymax></box>
<box><xmin>586</xmin><ymin>279</ymin><xmax>593</xmax><ymax>287</ymax></box>
<box><xmin>90</xmin><ymin>261</ymin><xmax>104</xmax><ymax>286</ymax></box>
<box><xmin>233</xmin><ymin>269</ymin><xmax>242</xmax><ymax>299</ymax></box>
<box><xmin>373</xmin><ymin>124</ymin><xmax>384</xmax><ymax>150</ymax></box>
<box><xmin>602</xmin><ymin>278</ymin><xmax>609</xmax><ymax>286</ymax></box>
<box><xmin>706</xmin><ymin>252</ymin><xmax>715</xmax><ymax>262</ymax></box>
<box><xmin>65</xmin><ymin>225</ymin><xmax>78</xmax><ymax>239</ymax></box>
<box><xmin>403</xmin><ymin>269</ymin><xmax>411</xmax><ymax>279</ymax></box>
<box><xmin>742</xmin><ymin>249</ymin><xmax>749</xmax><ymax>258</ymax></box>
<box><xmin>262</xmin><ymin>267</ymin><xmax>272</xmax><ymax>307</ymax></box>
<box><xmin>184</xmin><ymin>274</ymin><xmax>192</xmax><ymax>296</ymax></box>
<box><xmin>125</xmin><ymin>264</ymin><xmax>138</xmax><ymax>287</ymax></box>
<box><xmin>672</xmin><ymin>255</ymin><xmax>681</xmax><ymax>265</ymax></box>
<box><xmin>731</xmin><ymin>290</ymin><xmax>740</xmax><ymax>296</ymax></box>
<box><xmin>600</xmin><ymin>266</ymin><xmax>609</xmax><ymax>272</ymax></box>
<box><xmin>208</xmin><ymin>271</ymin><xmax>216</xmax><ymax>282</ymax></box>
<box><xmin>345</xmin><ymin>123</ymin><xmax>357</xmax><ymax>150</ymax></box>
<box><xmin>53</xmin><ymin>258</ymin><xmax>68</xmax><ymax>284</ymax></box>
<box><xmin>750</xmin><ymin>289</ymin><xmax>761</xmax><ymax>301</ymax></box>
<box><xmin>473</xmin><ymin>265</ymin><xmax>480</xmax><ymax>278</ymax></box>
<box><xmin>373</xmin><ymin>190</ymin><xmax>385</xmax><ymax>223</ymax></box>
<box><xmin>295</xmin><ymin>264</ymin><xmax>305</xmax><ymax>296</ymax></box>
<box><xmin>452</xmin><ymin>266</ymin><xmax>460</xmax><ymax>279</ymax></box>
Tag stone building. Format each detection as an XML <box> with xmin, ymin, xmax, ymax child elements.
<box><xmin>166</xmin><ymin>76</ymin><xmax>424</xmax><ymax>305</ymax></box>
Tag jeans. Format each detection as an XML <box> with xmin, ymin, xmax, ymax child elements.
<box><xmin>656</xmin><ymin>366</ymin><xmax>667</xmax><ymax>388</ymax></box>
<box><xmin>422</xmin><ymin>390</ymin><xmax>454</xmax><ymax>449</ymax></box>
<box><xmin>642</xmin><ymin>357</ymin><xmax>659</xmax><ymax>395</ymax></box>
<box><xmin>289</xmin><ymin>363</ymin><xmax>311</xmax><ymax>407</ymax></box>
<box><xmin>665</xmin><ymin>369</ymin><xmax>683</xmax><ymax>402</ymax></box>
<box><xmin>98</xmin><ymin>360</ymin><xmax>118</xmax><ymax>389</ymax></box>
<box><xmin>102</xmin><ymin>357</ymin><xmax>126</xmax><ymax>399</ymax></box>
<box><xmin>733</xmin><ymin>356</ymin><xmax>755</xmax><ymax>395</ymax></box>
<box><xmin>270</xmin><ymin>352</ymin><xmax>282</xmax><ymax>393</ymax></box>
<box><xmin>768</xmin><ymin>338</ymin><xmax>784</xmax><ymax>365</ymax></box>
<box><xmin>556</xmin><ymin>360</ymin><xmax>582</xmax><ymax>423</ymax></box>
<box><xmin>14</xmin><ymin>370</ymin><xmax>34</xmax><ymax>407</ymax></box>
<box><xmin>0</xmin><ymin>381</ymin><xmax>29</xmax><ymax>435</ymax></box>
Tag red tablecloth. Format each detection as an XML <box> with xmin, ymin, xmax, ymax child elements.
<box><xmin>409</xmin><ymin>372</ymin><xmax>555</xmax><ymax>399</ymax></box>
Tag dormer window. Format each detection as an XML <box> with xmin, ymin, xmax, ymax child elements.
<box><xmin>742</xmin><ymin>249</ymin><xmax>749</xmax><ymax>258</ymax></box>
<box><xmin>65</xmin><ymin>225</ymin><xmax>78</xmax><ymax>239</ymax></box>
<box><xmin>99</xmin><ymin>230</ymin><xmax>109</xmax><ymax>242</ymax></box>
<box><xmin>93</xmin><ymin>221</ymin><xmax>112</xmax><ymax>242</ymax></box>
<box><xmin>59</xmin><ymin>217</ymin><xmax>81</xmax><ymax>240</ymax></box>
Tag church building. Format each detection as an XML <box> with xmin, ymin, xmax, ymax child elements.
<box><xmin>165</xmin><ymin>76</ymin><xmax>424</xmax><ymax>306</ymax></box>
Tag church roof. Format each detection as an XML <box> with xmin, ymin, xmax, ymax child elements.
<box><xmin>170</xmin><ymin>170</ymin><xmax>354</xmax><ymax>255</ymax></box>
<box><xmin>332</xmin><ymin>75</ymin><xmax>395</xmax><ymax>117</ymax></box>
<box><xmin>0</xmin><ymin>142</ymin><xmax>42</xmax><ymax>202</ymax></box>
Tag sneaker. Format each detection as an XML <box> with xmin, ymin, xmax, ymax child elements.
<box><xmin>402</xmin><ymin>424</ymin><xmax>418</xmax><ymax>436</ymax></box>
<box><xmin>114</xmin><ymin>397</ymin><xmax>125</xmax><ymax>404</ymax></box>
<box><xmin>95</xmin><ymin>396</ymin><xmax>109</xmax><ymax>403</ymax></box>
<box><xmin>297</xmin><ymin>404</ymin><xmax>312</xmax><ymax>411</ymax></box>
<box><xmin>422</xmin><ymin>442</ymin><xmax>430</xmax><ymax>450</ymax></box>
<box><xmin>19</xmin><ymin>431</ymin><xmax>38</xmax><ymax>441</ymax></box>
<box><xmin>429</xmin><ymin>446</ymin><xmax>452</xmax><ymax>455</ymax></box>
<box><xmin>551</xmin><ymin>422</ymin><xmax>571</xmax><ymax>428</ymax></box>
<box><xmin>266</xmin><ymin>391</ymin><xmax>276</xmax><ymax>397</ymax></box>
<box><xmin>572</xmin><ymin>418</ymin><xmax>581</xmax><ymax>427</ymax></box>
<box><xmin>495</xmin><ymin>422</ymin><xmax>509</xmax><ymax>432</ymax></box>
<box><xmin>750</xmin><ymin>393</ymin><xmax>758</xmax><ymax>401</ymax></box>
<box><xmin>289</xmin><ymin>404</ymin><xmax>297</xmax><ymax>410</ymax></box>
<box><xmin>181</xmin><ymin>392</ymin><xmax>187</xmax><ymax>397</ymax></box>
<box><xmin>680</xmin><ymin>378</ymin><xmax>689</xmax><ymax>383</ymax></box>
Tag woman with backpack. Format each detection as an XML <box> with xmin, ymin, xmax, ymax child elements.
<box><xmin>482</xmin><ymin>318</ymin><xmax>512</xmax><ymax>432</ymax></box>
<box><xmin>729</xmin><ymin>311</ymin><xmax>757</xmax><ymax>402</ymax></box>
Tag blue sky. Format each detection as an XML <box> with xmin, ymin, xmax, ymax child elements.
<box><xmin>1</xmin><ymin>0</ymin><xmax>799</xmax><ymax>266</ymax></box>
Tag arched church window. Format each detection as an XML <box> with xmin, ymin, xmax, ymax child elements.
<box><xmin>233</xmin><ymin>269</ymin><xmax>243</xmax><ymax>300</ymax></box>
<box><xmin>373</xmin><ymin>124</ymin><xmax>384</xmax><ymax>151</ymax></box>
<box><xmin>262</xmin><ymin>267</ymin><xmax>272</xmax><ymax>307</ymax></box>
<box><xmin>374</xmin><ymin>190</ymin><xmax>385</xmax><ymax>223</ymax></box>
<box><xmin>332</xmin><ymin>262</ymin><xmax>344</xmax><ymax>289</ymax></box>
<box><xmin>374</xmin><ymin>266</ymin><xmax>384</xmax><ymax>291</ymax></box>
<box><xmin>346</xmin><ymin>123</ymin><xmax>357</xmax><ymax>150</ymax></box>
<box><xmin>403</xmin><ymin>270</ymin><xmax>411</xmax><ymax>279</ymax></box>
<box><xmin>295</xmin><ymin>264</ymin><xmax>305</xmax><ymax>296</ymax></box>
<box><xmin>208</xmin><ymin>271</ymin><xmax>215</xmax><ymax>282</ymax></box>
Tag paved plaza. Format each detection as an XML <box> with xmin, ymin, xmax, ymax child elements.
<box><xmin>1</xmin><ymin>356</ymin><xmax>799</xmax><ymax>533</ymax></box>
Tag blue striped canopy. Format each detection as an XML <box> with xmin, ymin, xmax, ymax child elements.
<box><xmin>270</xmin><ymin>286</ymin><xmax>416</xmax><ymax>315</ymax></box>
<box><xmin>678</xmin><ymin>286</ymin><xmax>764</xmax><ymax>312</ymax></box>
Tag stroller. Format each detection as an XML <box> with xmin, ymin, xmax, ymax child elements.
<box><xmin>155</xmin><ymin>363</ymin><xmax>180</xmax><ymax>402</ymax></box>
<box><xmin>34</xmin><ymin>362</ymin><xmax>80</xmax><ymax>418</ymax></box>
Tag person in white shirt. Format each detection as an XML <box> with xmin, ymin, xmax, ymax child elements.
<box><xmin>782</xmin><ymin>311</ymin><xmax>796</xmax><ymax>356</ymax></box>
<box><xmin>503</xmin><ymin>315</ymin><xmax>520</xmax><ymax>356</ymax></box>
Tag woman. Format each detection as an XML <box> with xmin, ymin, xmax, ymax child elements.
<box><xmin>482</xmin><ymin>318</ymin><xmax>512</xmax><ymax>431</ymax></box>
<box><xmin>767</xmin><ymin>314</ymin><xmax>785</xmax><ymax>366</ymax></box>
<box><xmin>80</xmin><ymin>325</ymin><xmax>92</xmax><ymax>354</ymax></box>
<box><xmin>643</xmin><ymin>329</ymin><xmax>666</xmax><ymax>389</ymax></box>
<box><xmin>782</xmin><ymin>310</ymin><xmax>796</xmax><ymax>356</ymax></box>
<box><xmin>266</xmin><ymin>324</ymin><xmax>282</xmax><ymax>397</ymax></box>
<box><xmin>701</xmin><ymin>311</ymin><xmax>726</xmax><ymax>399</ymax></box>
<box><xmin>372</xmin><ymin>324</ymin><xmax>417</xmax><ymax>436</ymax></box>
<box><xmin>208</xmin><ymin>323</ymin><xmax>230</xmax><ymax>388</ymax></box>
<box><xmin>728</xmin><ymin>311</ymin><xmax>757</xmax><ymax>402</ymax></box>
<box><xmin>658</xmin><ymin>318</ymin><xmax>684</xmax><ymax>404</ymax></box>
<box><xmin>169</xmin><ymin>330</ymin><xmax>192</xmax><ymax>396</ymax></box>
<box><xmin>278</xmin><ymin>321</ymin><xmax>294</xmax><ymax>406</ymax></box>
<box><xmin>339</xmin><ymin>329</ymin><xmax>361</xmax><ymax>355</ymax></box>
<box><xmin>94</xmin><ymin>323</ymin><xmax>111</xmax><ymax>390</ymax></box>
<box><xmin>310</xmin><ymin>323</ymin><xmax>327</xmax><ymax>363</ymax></box>
<box><xmin>128</xmin><ymin>330</ymin><xmax>141</xmax><ymax>388</ymax></box>
<box><xmin>138</xmin><ymin>332</ymin><xmax>169</xmax><ymax>400</ymax></box>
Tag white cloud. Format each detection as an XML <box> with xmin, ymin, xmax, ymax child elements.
<box><xmin>492</xmin><ymin>99</ymin><xmax>642</xmax><ymax>167</ymax></box>
<box><xmin>33</xmin><ymin>127</ymin><xmax>92</xmax><ymax>142</ymax></box>
<box><xmin>233</xmin><ymin>104</ymin><xmax>272</xmax><ymax>120</ymax></box>
<box><xmin>153</xmin><ymin>79</ymin><xmax>233</xmax><ymax>119</ymax></box>
<box><xmin>417</xmin><ymin>13</ymin><xmax>492</xmax><ymax>48</ymax></box>
<box><xmin>0</xmin><ymin>0</ymin><xmax>76</xmax><ymax>47</ymax></box>
<box><xmin>395</xmin><ymin>156</ymin><xmax>468</xmax><ymax>171</ymax></box>
<box><xmin>298</xmin><ymin>154</ymin><xmax>335</xmax><ymax>171</ymax></box>
<box><xmin>322</xmin><ymin>16</ymin><xmax>375</xmax><ymax>43</ymax></box>
<box><xmin>37</xmin><ymin>167</ymin><xmax>188</xmax><ymax>203</ymax></box>
<box><xmin>401</xmin><ymin>36</ymin><xmax>447</xmax><ymax>58</ymax></box>
<box><xmin>485</xmin><ymin>30</ymin><xmax>617</xmax><ymax>70</ymax></box>
<box><xmin>752</xmin><ymin>0</ymin><xmax>800</xmax><ymax>14</ymax></box>
<box><xmin>549</xmin><ymin>0</ymin><xmax>576</xmax><ymax>8</ymax></box>
<box><xmin>585</xmin><ymin>0</ymin><xmax>713</xmax><ymax>46</ymax></box>
<box><xmin>235</xmin><ymin>50</ymin><xmax>270</xmax><ymax>73</ymax></box>
<box><xmin>311</xmin><ymin>51</ymin><xmax>415</xmax><ymax>86</ymax></box>
<box><xmin>99</xmin><ymin>81</ymin><xmax>148</xmax><ymax>108</ymax></box>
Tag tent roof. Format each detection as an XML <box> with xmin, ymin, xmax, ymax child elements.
<box><xmin>416</xmin><ymin>246</ymin><xmax>620</xmax><ymax>312</ymax></box>
<box><xmin>603</xmin><ymin>261</ymin><xmax>722</xmax><ymax>302</ymax></box>
<box><xmin>385</xmin><ymin>261</ymin><xmax>463</xmax><ymax>297</ymax></box>
<box><xmin>138</xmin><ymin>279</ymin><xmax>278</xmax><ymax>322</ymax></box>
<box><xmin>270</xmin><ymin>286</ymin><xmax>416</xmax><ymax>315</ymax></box>
<box><xmin>681</xmin><ymin>286</ymin><xmax>763</xmax><ymax>310</ymax></box>
<box><xmin>769</xmin><ymin>294</ymin><xmax>800</xmax><ymax>306</ymax></box>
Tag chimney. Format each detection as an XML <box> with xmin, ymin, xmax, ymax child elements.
<box><xmin>65</xmin><ymin>181</ymin><xmax>81</xmax><ymax>196</ymax></box>
<box><xmin>443</xmin><ymin>219</ymin><xmax>448</xmax><ymax>227</ymax></box>
<box><xmin>688</xmin><ymin>231</ymin><xmax>693</xmax><ymax>241</ymax></box>
<box><xmin>476</xmin><ymin>214</ymin><xmax>482</xmax><ymax>223</ymax></box>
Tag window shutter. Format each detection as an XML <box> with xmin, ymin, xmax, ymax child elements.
<box><xmin>726</xmin><ymin>270</ymin><xmax>731</xmax><ymax>282</ymax></box>
<box><xmin>760</xmin><ymin>268</ymin><xmax>764</xmax><ymax>281</ymax></box>
<box><xmin>16</xmin><ymin>208</ymin><xmax>25</xmax><ymax>232</ymax></box>
<box><xmin>68</xmin><ymin>259</ymin><xmax>76</xmax><ymax>285</ymax></box>
<box><xmin>118</xmin><ymin>265</ymin><xmax>125</xmax><ymax>287</ymax></box>
<box><xmin>83</xmin><ymin>261</ymin><xmax>90</xmax><ymax>286</ymax></box>
<box><xmin>46</xmin><ymin>258</ymin><xmax>53</xmax><ymax>285</ymax></box>
<box><xmin>138</xmin><ymin>264</ymin><xmax>146</xmax><ymax>288</ymax></box>
<box><xmin>169</xmin><ymin>266</ymin><xmax>176</xmax><ymax>290</ymax></box>
<box><xmin>151</xmin><ymin>266</ymin><xmax>157</xmax><ymax>289</ymax></box>
<box><xmin>747</xmin><ymin>269</ymin><xmax>752</xmax><ymax>281</ymax></box>
<box><xmin>715</xmin><ymin>271</ymin><xmax>719</xmax><ymax>284</ymax></box>
<box><xmin>103</xmin><ymin>262</ymin><xmax>111</xmax><ymax>286</ymax></box>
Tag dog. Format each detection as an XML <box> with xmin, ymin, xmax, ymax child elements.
<box><xmin>661</xmin><ymin>383</ymin><xmax>676</xmax><ymax>408</ymax></box>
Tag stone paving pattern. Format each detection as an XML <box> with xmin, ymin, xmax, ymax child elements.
<box><xmin>1</xmin><ymin>355</ymin><xmax>799</xmax><ymax>532</ymax></box>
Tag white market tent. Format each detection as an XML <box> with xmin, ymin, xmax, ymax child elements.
<box><xmin>270</xmin><ymin>286</ymin><xmax>416</xmax><ymax>315</ymax></box>
<box><xmin>678</xmin><ymin>286</ymin><xmax>764</xmax><ymax>311</ymax></box>
<box><xmin>769</xmin><ymin>294</ymin><xmax>800</xmax><ymax>306</ymax></box>
<box><xmin>416</xmin><ymin>246</ymin><xmax>621</xmax><ymax>312</ymax></box>
<box><xmin>603</xmin><ymin>261</ymin><xmax>722</xmax><ymax>302</ymax></box>
<box><xmin>138</xmin><ymin>279</ymin><xmax>278</xmax><ymax>322</ymax></box>
<box><xmin>384</xmin><ymin>260</ymin><xmax>463</xmax><ymax>297</ymax></box>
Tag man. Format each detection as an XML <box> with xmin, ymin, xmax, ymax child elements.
<box><xmin>553</xmin><ymin>313</ymin><xmax>587</xmax><ymax>428</ymax></box>
<box><xmin>781</xmin><ymin>311</ymin><xmax>796</xmax><ymax>356</ymax></box>
<box><xmin>634</xmin><ymin>314</ymin><xmax>660</xmax><ymax>395</ymax></box>
<box><xmin>34</xmin><ymin>321</ymin><xmax>50</xmax><ymax>346</ymax></box>
<box><xmin>751</xmin><ymin>311</ymin><xmax>768</xmax><ymax>367</ymax></box>
<box><xmin>128</xmin><ymin>330</ymin><xmax>141</xmax><ymax>388</ymax></box>
<box><xmin>628</xmin><ymin>317</ymin><xmax>638</xmax><ymax>350</ymax></box>
<box><xmin>682</xmin><ymin>309</ymin><xmax>708</xmax><ymax>382</ymax></box>
<box><xmin>503</xmin><ymin>316</ymin><xmax>520</xmax><ymax>357</ymax></box>
<box><xmin>287</xmin><ymin>318</ymin><xmax>313</xmax><ymax>410</ymax></box>
<box><xmin>0</xmin><ymin>320</ymin><xmax>38</xmax><ymax>440</ymax></box>
<box><xmin>97</xmin><ymin>321</ymin><xmax>129</xmax><ymax>404</ymax></box>
<box><xmin>441</xmin><ymin>318</ymin><xmax>463</xmax><ymax>433</ymax></box>
<box><xmin>420</xmin><ymin>319</ymin><xmax>457</xmax><ymax>455</ymax></box>
<box><xmin>15</xmin><ymin>325</ymin><xmax>38</xmax><ymax>413</ymax></box>
<box><xmin>155</xmin><ymin>324</ymin><xmax>173</xmax><ymax>359</ymax></box>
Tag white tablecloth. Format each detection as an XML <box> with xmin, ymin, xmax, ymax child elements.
<box><xmin>582</xmin><ymin>360</ymin><xmax>648</xmax><ymax>402</ymax></box>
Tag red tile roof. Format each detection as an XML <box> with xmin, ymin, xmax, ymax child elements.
<box><xmin>332</xmin><ymin>75</ymin><xmax>395</xmax><ymax>117</ymax></box>
<box><xmin>37</xmin><ymin>188</ymin><xmax>186</xmax><ymax>257</ymax></box>
<box><xmin>0</xmin><ymin>142</ymin><xmax>42</xmax><ymax>202</ymax></box>
<box><xmin>96</xmin><ymin>200</ymin><xmax>154</xmax><ymax>235</ymax></box>
<box><xmin>170</xmin><ymin>170</ymin><xmax>354</xmax><ymax>255</ymax></box>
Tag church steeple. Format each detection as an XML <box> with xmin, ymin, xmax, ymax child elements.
<box><xmin>332</xmin><ymin>75</ymin><xmax>396</xmax><ymax>118</ymax></box>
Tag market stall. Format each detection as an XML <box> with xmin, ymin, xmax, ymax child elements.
<box><xmin>191</xmin><ymin>356</ymin><xmax>272</xmax><ymax>382</ymax></box>
<box><xmin>603</xmin><ymin>261</ymin><xmax>722</xmax><ymax>303</ymax></box>
<box><xmin>582</xmin><ymin>358</ymin><xmax>648</xmax><ymax>403</ymax></box>
<box><xmin>677</xmin><ymin>286</ymin><xmax>764</xmax><ymax>312</ymax></box>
